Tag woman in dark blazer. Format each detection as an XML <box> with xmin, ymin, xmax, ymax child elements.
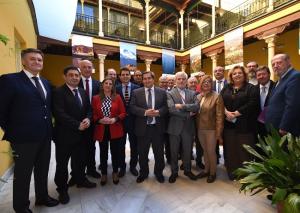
<box><xmin>92</xmin><ymin>77</ymin><xmax>126</xmax><ymax>185</ymax></box>
<box><xmin>220</xmin><ymin>65</ymin><xmax>260</xmax><ymax>180</ymax></box>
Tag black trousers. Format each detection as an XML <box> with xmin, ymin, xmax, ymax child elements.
<box><xmin>85</xmin><ymin>127</ymin><xmax>96</xmax><ymax>172</ymax></box>
<box><xmin>54</xmin><ymin>140</ymin><xmax>86</xmax><ymax>192</ymax></box>
<box><xmin>119</xmin><ymin>131</ymin><xmax>138</xmax><ymax>170</ymax></box>
<box><xmin>11</xmin><ymin>141</ymin><xmax>51</xmax><ymax>212</ymax></box>
<box><xmin>137</xmin><ymin>125</ymin><xmax>165</xmax><ymax>177</ymax></box>
<box><xmin>163</xmin><ymin>133</ymin><xmax>171</xmax><ymax>162</ymax></box>
<box><xmin>99</xmin><ymin>125</ymin><xmax>121</xmax><ymax>174</ymax></box>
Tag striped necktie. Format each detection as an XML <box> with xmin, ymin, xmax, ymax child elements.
<box><xmin>124</xmin><ymin>85</ymin><xmax>129</xmax><ymax>105</ymax></box>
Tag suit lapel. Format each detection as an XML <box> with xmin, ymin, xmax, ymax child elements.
<box><xmin>20</xmin><ymin>71</ymin><xmax>45</xmax><ymax>102</ymax></box>
<box><xmin>141</xmin><ymin>88</ymin><xmax>148</xmax><ymax>108</ymax></box>
<box><xmin>173</xmin><ymin>88</ymin><xmax>183</xmax><ymax>104</ymax></box>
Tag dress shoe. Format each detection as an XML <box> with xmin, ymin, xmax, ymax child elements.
<box><xmin>100</xmin><ymin>175</ymin><xmax>107</xmax><ymax>186</ymax></box>
<box><xmin>58</xmin><ymin>191</ymin><xmax>70</xmax><ymax>204</ymax></box>
<box><xmin>77</xmin><ymin>179</ymin><xmax>97</xmax><ymax>188</ymax></box>
<box><xmin>16</xmin><ymin>208</ymin><xmax>32</xmax><ymax>213</ymax></box>
<box><xmin>136</xmin><ymin>175</ymin><xmax>148</xmax><ymax>183</ymax></box>
<box><xmin>228</xmin><ymin>173</ymin><xmax>235</xmax><ymax>181</ymax></box>
<box><xmin>118</xmin><ymin>169</ymin><xmax>126</xmax><ymax>178</ymax></box>
<box><xmin>168</xmin><ymin>173</ymin><xmax>178</xmax><ymax>183</ymax></box>
<box><xmin>130</xmin><ymin>167</ymin><xmax>139</xmax><ymax>176</ymax></box>
<box><xmin>207</xmin><ymin>174</ymin><xmax>216</xmax><ymax>183</ymax></box>
<box><xmin>155</xmin><ymin>174</ymin><xmax>165</xmax><ymax>183</ymax></box>
<box><xmin>112</xmin><ymin>172</ymin><xmax>119</xmax><ymax>185</ymax></box>
<box><xmin>196</xmin><ymin>162</ymin><xmax>205</xmax><ymax>169</ymax></box>
<box><xmin>68</xmin><ymin>177</ymin><xmax>76</xmax><ymax>187</ymax></box>
<box><xmin>35</xmin><ymin>195</ymin><xmax>59</xmax><ymax>207</ymax></box>
<box><xmin>196</xmin><ymin>171</ymin><xmax>209</xmax><ymax>179</ymax></box>
<box><xmin>184</xmin><ymin>171</ymin><xmax>197</xmax><ymax>180</ymax></box>
<box><xmin>87</xmin><ymin>170</ymin><xmax>101</xmax><ymax>178</ymax></box>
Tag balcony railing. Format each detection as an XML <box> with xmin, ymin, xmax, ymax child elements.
<box><xmin>103</xmin><ymin>19</ymin><xmax>145</xmax><ymax>42</ymax></box>
<box><xmin>73</xmin><ymin>0</ymin><xmax>296</xmax><ymax>50</ymax></box>
<box><xmin>216</xmin><ymin>0</ymin><xmax>269</xmax><ymax>34</ymax></box>
<box><xmin>184</xmin><ymin>25</ymin><xmax>212</xmax><ymax>49</ymax></box>
<box><xmin>73</xmin><ymin>14</ymin><xmax>99</xmax><ymax>35</ymax></box>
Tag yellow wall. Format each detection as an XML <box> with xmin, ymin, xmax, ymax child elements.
<box><xmin>43</xmin><ymin>54</ymin><xmax>166</xmax><ymax>85</ymax></box>
<box><xmin>0</xmin><ymin>0</ymin><xmax>37</xmax><ymax>177</ymax></box>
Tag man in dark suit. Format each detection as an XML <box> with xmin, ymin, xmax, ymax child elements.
<box><xmin>212</xmin><ymin>66</ymin><xmax>227</xmax><ymax>164</ymax></box>
<box><xmin>0</xmin><ymin>48</ymin><xmax>58</xmax><ymax>213</ymax></box>
<box><xmin>116</xmin><ymin>67</ymin><xmax>140</xmax><ymax>177</ymax></box>
<box><xmin>130</xmin><ymin>71</ymin><xmax>168</xmax><ymax>183</ymax></box>
<box><xmin>78</xmin><ymin>60</ymin><xmax>101</xmax><ymax>178</ymax></box>
<box><xmin>53</xmin><ymin>66</ymin><xmax>96</xmax><ymax>205</ymax></box>
<box><xmin>213</xmin><ymin>66</ymin><xmax>227</xmax><ymax>94</ymax></box>
<box><xmin>255</xmin><ymin>66</ymin><xmax>275</xmax><ymax>138</ymax></box>
<box><xmin>266</xmin><ymin>54</ymin><xmax>300</xmax><ymax>137</ymax></box>
<box><xmin>167</xmin><ymin>71</ymin><xmax>199</xmax><ymax>183</ymax></box>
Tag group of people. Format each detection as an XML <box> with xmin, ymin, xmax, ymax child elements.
<box><xmin>0</xmin><ymin>48</ymin><xmax>299</xmax><ymax>213</ymax></box>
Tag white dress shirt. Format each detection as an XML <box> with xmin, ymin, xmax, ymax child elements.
<box><xmin>23</xmin><ymin>69</ymin><xmax>47</xmax><ymax>97</ymax></box>
<box><xmin>260</xmin><ymin>81</ymin><xmax>270</xmax><ymax>110</ymax></box>
<box><xmin>81</xmin><ymin>76</ymin><xmax>92</xmax><ymax>102</ymax></box>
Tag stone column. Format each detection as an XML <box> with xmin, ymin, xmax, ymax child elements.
<box><xmin>267</xmin><ymin>0</ymin><xmax>274</xmax><ymax>12</ymax></box>
<box><xmin>145</xmin><ymin>0</ymin><xmax>150</xmax><ymax>45</ymax></box>
<box><xmin>211</xmin><ymin>0</ymin><xmax>216</xmax><ymax>38</ymax></box>
<box><xmin>97</xmin><ymin>54</ymin><xmax>106</xmax><ymax>81</ymax></box>
<box><xmin>145</xmin><ymin>59</ymin><xmax>152</xmax><ymax>71</ymax></box>
<box><xmin>180</xmin><ymin>10</ymin><xmax>185</xmax><ymax>50</ymax></box>
<box><xmin>205</xmin><ymin>48</ymin><xmax>222</xmax><ymax>80</ymax></box>
<box><xmin>265</xmin><ymin>35</ymin><xmax>277</xmax><ymax>80</ymax></box>
<box><xmin>107</xmin><ymin>7</ymin><xmax>110</xmax><ymax>34</ymax></box>
<box><xmin>256</xmin><ymin>24</ymin><xmax>288</xmax><ymax>81</ymax></box>
<box><xmin>98</xmin><ymin>0</ymin><xmax>104</xmax><ymax>37</ymax></box>
<box><xmin>128</xmin><ymin>13</ymin><xmax>131</xmax><ymax>37</ymax></box>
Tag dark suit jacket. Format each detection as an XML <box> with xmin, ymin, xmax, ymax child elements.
<box><xmin>256</xmin><ymin>80</ymin><xmax>275</xmax><ymax>137</ymax></box>
<box><xmin>53</xmin><ymin>84</ymin><xmax>92</xmax><ymax>144</ymax></box>
<box><xmin>130</xmin><ymin>87</ymin><xmax>168</xmax><ymax>137</ymax></box>
<box><xmin>213</xmin><ymin>79</ymin><xmax>228</xmax><ymax>92</ymax></box>
<box><xmin>256</xmin><ymin>80</ymin><xmax>275</xmax><ymax>110</ymax></box>
<box><xmin>116</xmin><ymin>82</ymin><xmax>140</xmax><ymax>133</ymax></box>
<box><xmin>0</xmin><ymin>71</ymin><xmax>53</xmax><ymax>144</ymax></box>
<box><xmin>266</xmin><ymin>68</ymin><xmax>300</xmax><ymax>136</ymax></box>
<box><xmin>79</xmin><ymin>78</ymin><xmax>100</xmax><ymax>101</ymax></box>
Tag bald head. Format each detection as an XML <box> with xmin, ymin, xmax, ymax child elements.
<box><xmin>107</xmin><ymin>68</ymin><xmax>117</xmax><ymax>80</ymax></box>
<box><xmin>159</xmin><ymin>75</ymin><xmax>168</xmax><ymax>90</ymax></box>
<box><xmin>187</xmin><ymin>76</ymin><xmax>198</xmax><ymax>91</ymax></box>
<box><xmin>79</xmin><ymin>60</ymin><xmax>93</xmax><ymax>78</ymax></box>
<box><xmin>271</xmin><ymin>54</ymin><xmax>291</xmax><ymax>78</ymax></box>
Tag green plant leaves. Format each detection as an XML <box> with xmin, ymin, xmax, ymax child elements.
<box><xmin>0</xmin><ymin>34</ymin><xmax>9</xmax><ymax>45</ymax></box>
<box><xmin>284</xmin><ymin>193</ymin><xmax>300</xmax><ymax>213</ymax></box>
<box><xmin>272</xmin><ymin>188</ymin><xmax>287</xmax><ymax>204</ymax></box>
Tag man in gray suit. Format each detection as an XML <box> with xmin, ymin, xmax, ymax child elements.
<box><xmin>130</xmin><ymin>71</ymin><xmax>168</xmax><ymax>183</ymax></box>
<box><xmin>167</xmin><ymin>71</ymin><xmax>200</xmax><ymax>183</ymax></box>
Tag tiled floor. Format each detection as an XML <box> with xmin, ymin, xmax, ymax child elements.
<box><xmin>0</xmin><ymin>142</ymin><xmax>275</xmax><ymax>213</ymax></box>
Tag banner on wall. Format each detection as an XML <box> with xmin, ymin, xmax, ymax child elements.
<box><xmin>162</xmin><ymin>49</ymin><xmax>175</xmax><ymax>74</ymax></box>
<box><xmin>224</xmin><ymin>27</ymin><xmax>244</xmax><ymax>70</ymax></box>
<box><xmin>190</xmin><ymin>45</ymin><xmax>201</xmax><ymax>73</ymax></box>
<box><xmin>120</xmin><ymin>42</ymin><xmax>137</xmax><ymax>68</ymax></box>
<box><xmin>71</xmin><ymin>34</ymin><xmax>94</xmax><ymax>69</ymax></box>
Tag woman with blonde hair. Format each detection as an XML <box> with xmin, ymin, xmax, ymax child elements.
<box><xmin>220</xmin><ymin>65</ymin><xmax>260</xmax><ymax>180</ymax></box>
<box><xmin>196</xmin><ymin>75</ymin><xmax>224</xmax><ymax>183</ymax></box>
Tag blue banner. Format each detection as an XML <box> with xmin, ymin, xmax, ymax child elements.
<box><xmin>162</xmin><ymin>49</ymin><xmax>175</xmax><ymax>74</ymax></box>
<box><xmin>120</xmin><ymin>42</ymin><xmax>137</xmax><ymax>68</ymax></box>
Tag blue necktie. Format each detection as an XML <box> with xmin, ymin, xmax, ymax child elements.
<box><xmin>73</xmin><ymin>89</ymin><xmax>82</xmax><ymax>108</ymax></box>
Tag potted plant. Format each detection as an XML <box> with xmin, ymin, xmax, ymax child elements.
<box><xmin>234</xmin><ymin>129</ymin><xmax>300</xmax><ymax>213</ymax></box>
